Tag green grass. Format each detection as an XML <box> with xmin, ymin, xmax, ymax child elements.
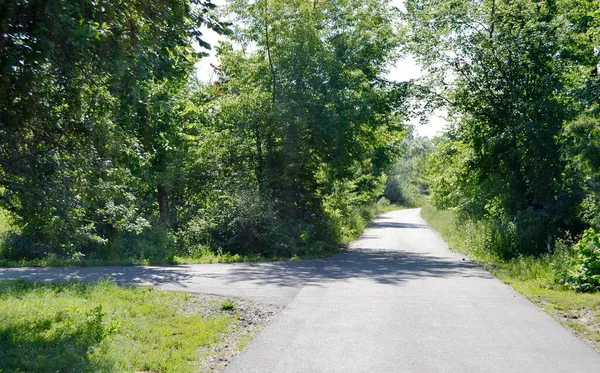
<box><xmin>421</xmin><ymin>205</ymin><xmax>600</xmax><ymax>351</ymax></box>
<box><xmin>0</xmin><ymin>280</ymin><xmax>237</xmax><ymax>373</ymax></box>
<box><xmin>0</xmin><ymin>244</ymin><xmax>340</xmax><ymax>267</ymax></box>
<box><xmin>0</xmin><ymin>252</ymin><xmax>264</xmax><ymax>268</ymax></box>
<box><xmin>0</xmin><ymin>249</ymin><xmax>336</xmax><ymax>268</ymax></box>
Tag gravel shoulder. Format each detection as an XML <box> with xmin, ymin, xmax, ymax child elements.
<box><xmin>195</xmin><ymin>295</ymin><xmax>282</xmax><ymax>372</ymax></box>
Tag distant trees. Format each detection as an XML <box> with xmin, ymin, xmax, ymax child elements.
<box><xmin>384</xmin><ymin>131</ymin><xmax>433</xmax><ymax>207</ymax></box>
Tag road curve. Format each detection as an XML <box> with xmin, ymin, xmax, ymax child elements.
<box><xmin>1</xmin><ymin>208</ymin><xmax>599</xmax><ymax>372</ymax></box>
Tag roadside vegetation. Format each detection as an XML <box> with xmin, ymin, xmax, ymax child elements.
<box><xmin>0</xmin><ymin>279</ymin><xmax>256</xmax><ymax>373</ymax></box>
<box><xmin>0</xmin><ymin>0</ymin><xmax>407</xmax><ymax>266</ymax></box>
<box><xmin>380</xmin><ymin>0</ymin><xmax>600</xmax><ymax>350</ymax></box>
<box><xmin>0</xmin><ymin>209</ymin><xmax>12</xmax><ymax>236</ymax></box>
<box><xmin>0</xmin><ymin>198</ymin><xmax>399</xmax><ymax>267</ymax></box>
<box><xmin>2</xmin><ymin>0</ymin><xmax>600</xmax><ymax>353</ymax></box>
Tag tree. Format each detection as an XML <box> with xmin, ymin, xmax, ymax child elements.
<box><xmin>0</xmin><ymin>0</ymin><xmax>226</xmax><ymax>254</ymax></box>
<box><xmin>221</xmin><ymin>0</ymin><xmax>408</xmax><ymax>232</ymax></box>
<box><xmin>404</xmin><ymin>0</ymin><xmax>584</xmax><ymax>255</ymax></box>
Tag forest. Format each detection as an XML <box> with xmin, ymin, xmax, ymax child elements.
<box><xmin>1</xmin><ymin>0</ymin><xmax>600</xmax><ymax>290</ymax></box>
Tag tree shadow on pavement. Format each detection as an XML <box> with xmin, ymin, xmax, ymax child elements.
<box><xmin>220</xmin><ymin>248</ymin><xmax>493</xmax><ymax>289</ymax></box>
<box><xmin>0</xmin><ymin>214</ymin><xmax>493</xmax><ymax>295</ymax></box>
<box><xmin>0</xmin><ymin>265</ymin><xmax>197</xmax><ymax>287</ymax></box>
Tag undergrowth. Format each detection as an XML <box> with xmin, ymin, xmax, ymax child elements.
<box><xmin>420</xmin><ymin>205</ymin><xmax>572</xmax><ymax>287</ymax></box>
<box><xmin>0</xmin><ymin>201</ymin><xmax>403</xmax><ymax>268</ymax></box>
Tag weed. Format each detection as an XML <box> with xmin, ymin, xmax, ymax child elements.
<box><xmin>221</xmin><ymin>299</ymin><xmax>236</xmax><ymax>311</ymax></box>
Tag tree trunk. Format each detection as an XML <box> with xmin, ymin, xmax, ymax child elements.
<box><xmin>157</xmin><ymin>185</ymin><xmax>169</xmax><ymax>226</ymax></box>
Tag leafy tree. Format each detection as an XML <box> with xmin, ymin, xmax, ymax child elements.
<box><xmin>0</xmin><ymin>0</ymin><xmax>409</xmax><ymax>260</ymax></box>
<box><xmin>0</xmin><ymin>0</ymin><xmax>226</xmax><ymax>255</ymax></box>
<box><xmin>560</xmin><ymin>0</ymin><xmax>600</xmax><ymax>231</ymax></box>
<box><xmin>404</xmin><ymin>0</ymin><xmax>585</xmax><ymax>255</ymax></box>
<box><xmin>220</xmin><ymin>0</ymin><xmax>407</xmax><ymax>240</ymax></box>
<box><xmin>384</xmin><ymin>130</ymin><xmax>434</xmax><ymax>206</ymax></box>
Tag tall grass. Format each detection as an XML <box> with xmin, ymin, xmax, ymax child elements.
<box><xmin>421</xmin><ymin>205</ymin><xmax>572</xmax><ymax>287</ymax></box>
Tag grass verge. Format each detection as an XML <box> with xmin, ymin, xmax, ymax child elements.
<box><xmin>421</xmin><ymin>205</ymin><xmax>600</xmax><ymax>352</ymax></box>
<box><xmin>0</xmin><ymin>250</ymin><xmax>335</xmax><ymax>268</ymax></box>
<box><xmin>0</xmin><ymin>280</ymin><xmax>243</xmax><ymax>373</ymax></box>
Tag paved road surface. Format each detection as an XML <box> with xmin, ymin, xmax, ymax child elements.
<box><xmin>2</xmin><ymin>208</ymin><xmax>599</xmax><ymax>372</ymax></box>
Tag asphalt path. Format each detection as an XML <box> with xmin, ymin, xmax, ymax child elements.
<box><xmin>2</xmin><ymin>208</ymin><xmax>600</xmax><ymax>372</ymax></box>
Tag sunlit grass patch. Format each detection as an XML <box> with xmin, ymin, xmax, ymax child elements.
<box><xmin>0</xmin><ymin>280</ymin><xmax>236</xmax><ymax>373</ymax></box>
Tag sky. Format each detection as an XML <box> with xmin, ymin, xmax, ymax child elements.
<box><xmin>195</xmin><ymin>0</ymin><xmax>446</xmax><ymax>138</ymax></box>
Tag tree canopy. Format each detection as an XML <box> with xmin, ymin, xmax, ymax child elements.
<box><xmin>402</xmin><ymin>0</ymin><xmax>600</xmax><ymax>256</ymax></box>
<box><xmin>2</xmin><ymin>0</ymin><xmax>600</xmax><ymax>267</ymax></box>
<box><xmin>0</xmin><ymin>0</ymin><xmax>407</xmax><ymax>261</ymax></box>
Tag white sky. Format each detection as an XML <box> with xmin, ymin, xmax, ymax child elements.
<box><xmin>195</xmin><ymin>0</ymin><xmax>446</xmax><ymax>138</ymax></box>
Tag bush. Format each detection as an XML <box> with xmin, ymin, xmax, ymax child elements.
<box><xmin>226</xmin><ymin>193</ymin><xmax>294</xmax><ymax>256</ymax></box>
<box><xmin>174</xmin><ymin>190</ymin><xmax>296</xmax><ymax>258</ymax></box>
<box><xmin>384</xmin><ymin>175</ymin><xmax>422</xmax><ymax>207</ymax></box>
<box><xmin>0</xmin><ymin>232</ymin><xmax>52</xmax><ymax>261</ymax></box>
<box><xmin>562</xmin><ymin>229</ymin><xmax>600</xmax><ymax>292</ymax></box>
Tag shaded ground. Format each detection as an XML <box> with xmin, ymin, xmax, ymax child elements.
<box><xmin>0</xmin><ymin>219</ymin><xmax>490</xmax><ymax>306</ymax></box>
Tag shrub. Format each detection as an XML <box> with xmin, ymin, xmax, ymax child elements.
<box><xmin>0</xmin><ymin>232</ymin><xmax>51</xmax><ymax>261</ymax></box>
<box><xmin>562</xmin><ymin>229</ymin><xmax>600</xmax><ymax>292</ymax></box>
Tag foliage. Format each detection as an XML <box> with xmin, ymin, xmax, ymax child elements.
<box><xmin>384</xmin><ymin>131</ymin><xmax>434</xmax><ymax>206</ymax></box>
<box><xmin>0</xmin><ymin>0</ymin><xmax>227</xmax><ymax>256</ymax></box>
<box><xmin>175</xmin><ymin>0</ymin><xmax>408</xmax><ymax>254</ymax></box>
<box><xmin>220</xmin><ymin>299</ymin><xmax>236</xmax><ymax>311</ymax></box>
<box><xmin>562</xmin><ymin>229</ymin><xmax>600</xmax><ymax>292</ymax></box>
<box><xmin>563</xmin><ymin>114</ymin><xmax>600</xmax><ymax>230</ymax></box>
<box><xmin>0</xmin><ymin>280</ymin><xmax>235</xmax><ymax>373</ymax></box>
<box><xmin>0</xmin><ymin>0</ymin><xmax>407</xmax><ymax>263</ymax></box>
<box><xmin>0</xmin><ymin>208</ymin><xmax>13</xmax><ymax>235</ymax></box>
<box><xmin>220</xmin><ymin>0</ymin><xmax>406</xmax><ymax>225</ymax></box>
<box><xmin>405</xmin><ymin>0</ymin><xmax>600</xmax><ymax>256</ymax></box>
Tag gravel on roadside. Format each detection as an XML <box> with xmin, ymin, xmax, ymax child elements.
<box><xmin>192</xmin><ymin>294</ymin><xmax>283</xmax><ymax>372</ymax></box>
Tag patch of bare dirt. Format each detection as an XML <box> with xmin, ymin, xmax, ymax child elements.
<box><xmin>551</xmin><ymin>307</ymin><xmax>600</xmax><ymax>353</ymax></box>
